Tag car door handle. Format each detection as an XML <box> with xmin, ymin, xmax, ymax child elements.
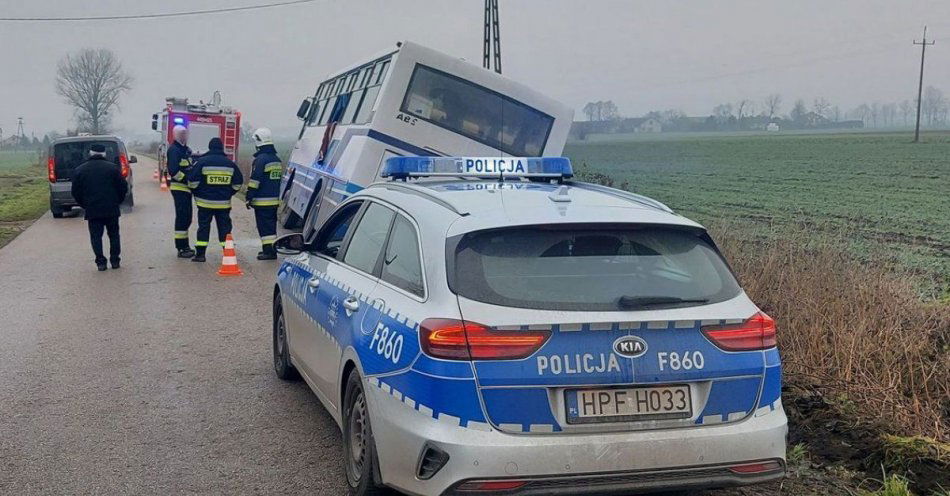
<box><xmin>307</xmin><ymin>277</ymin><xmax>320</xmax><ymax>289</ymax></box>
<box><xmin>342</xmin><ymin>296</ymin><xmax>360</xmax><ymax>313</ymax></box>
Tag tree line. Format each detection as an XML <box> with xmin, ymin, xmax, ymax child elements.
<box><xmin>580</xmin><ymin>87</ymin><xmax>950</xmax><ymax>133</ymax></box>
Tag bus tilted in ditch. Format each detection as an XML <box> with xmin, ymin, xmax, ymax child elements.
<box><xmin>280</xmin><ymin>40</ymin><xmax>574</xmax><ymax>235</ymax></box>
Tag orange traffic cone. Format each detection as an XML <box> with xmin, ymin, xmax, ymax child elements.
<box><xmin>152</xmin><ymin>169</ymin><xmax>159</xmax><ymax>180</ymax></box>
<box><xmin>159</xmin><ymin>177</ymin><xmax>168</xmax><ymax>192</ymax></box>
<box><xmin>218</xmin><ymin>233</ymin><xmax>243</xmax><ymax>276</ymax></box>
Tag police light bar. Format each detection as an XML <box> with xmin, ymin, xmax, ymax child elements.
<box><xmin>173</xmin><ymin>117</ymin><xmax>185</xmax><ymax>124</ymax></box>
<box><xmin>382</xmin><ymin>156</ymin><xmax>573</xmax><ymax>180</ymax></box>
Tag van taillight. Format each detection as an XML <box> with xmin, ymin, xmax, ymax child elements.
<box><xmin>420</xmin><ymin>318</ymin><xmax>550</xmax><ymax>361</ymax></box>
<box><xmin>119</xmin><ymin>154</ymin><xmax>129</xmax><ymax>178</ymax></box>
<box><xmin>47</xmin><ymin>156</ymin><xmax>56</xmax><ymax>182</ymax></box>
<box><xmin>702</xmin><ymin>312</ymin><xmax>777</xmax><ymax>351</ymax></box>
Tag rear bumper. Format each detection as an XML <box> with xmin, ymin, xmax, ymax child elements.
<box><xmin>365</xmin><ymin>378</ymin><xmax>788</xmax><ymax>496</ymax></box>
<box><xmin>49</xmin><ymin>182</ymin><xmax>76</xmax><ymax>207</ymax></box>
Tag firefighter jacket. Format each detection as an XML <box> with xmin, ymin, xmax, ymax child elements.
<box><xmin>245</xmin><ymin>145</ymin><xmax>282</xmax><ymax>208</ymax></box>
<box><xmin>186</xmin><ymin>149</ymin><xmax>244</xmax><ymax>209</ymax></box>
<box><xmin>166</xmin><ymin>141</ymin><xmax>194</xmax><ymax>193</ymax></box>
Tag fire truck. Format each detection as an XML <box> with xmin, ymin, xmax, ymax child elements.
<box><xmin>150</xmin><ymin>93</ymin><xmax>241</xmax><ymax>180</ymax></box>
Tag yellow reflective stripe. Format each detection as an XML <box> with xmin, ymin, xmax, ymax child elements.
<box><xmin>173</xmin><ymin>171</ymin><xmax>185</xmax><ymax>181</ymax></box>
<box><xmin>170</xmin><ymin>182</ymin><xmax>191</xmax><ymax>192</ymax></box>
<box><xmin>195</xmin><ymin>241</ymin><xmax>209</xmax><ymax>247</ymax></box>
<box><xmin>179</xmin><ymin>159</ymin><xmax>190</xmax><ymax>166</ymax></box>
<box><xmin>174</xmin><ymin>231</ymin><xmax>189</xmax><ymax>239</ymax></box>
<box><xmin>263</xmin><ymin>162</ymin><xmax>282</xmax><ymax>172</ymax></box>
<box><xmin>195</xmin><ymin>199</ymin><xmax>231</xmax><ymax>209</ymax></box>
<box><xmin>250</xmin><ymin>198</ymin><xmax>280</xmax><ymax>207</ymax></box>
<box><xmin>247</xmin><ymin>180</ymin><xmax>260</xmax><ymax>189</ymax></box>
<box><xmin>232</xmin><ymin>184</ymin><xmax>241</xmax><ymax>191</ymax></box>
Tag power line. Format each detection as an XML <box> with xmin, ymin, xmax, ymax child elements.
<box><xmin>0</xmin><ymin>0</ymin><xmax>317</xmax><ymax>22</ymax></box>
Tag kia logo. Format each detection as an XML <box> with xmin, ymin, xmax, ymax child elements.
<box><xmin>613</xmin><ymin>336</ymin><xmax>648</xmax><ymax>358</ymax></box>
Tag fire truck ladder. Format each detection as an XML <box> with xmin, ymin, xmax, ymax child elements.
<box><xmin>223</xmin><ymin>115</ymin><xmax>238</xmax><ymax>160</ymax></box>
<box><xmin>482</xmin><ymin>0</ymin><xmax>501</xmax><ymax>74</ymax></box>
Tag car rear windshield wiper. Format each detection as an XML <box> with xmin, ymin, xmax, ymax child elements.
<box><xmin>618</xmin><ymin>295</ymin><xmax>710</xmax><ymax>309</ymax></box>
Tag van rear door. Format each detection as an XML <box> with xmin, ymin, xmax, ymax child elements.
<box><xmin>52</xmin><ymin>140</ymin><xmax>119</xmax><ymax>181</ymax></box>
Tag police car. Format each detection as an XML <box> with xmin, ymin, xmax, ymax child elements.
<box><xmin>271</xmin><ymin>157</ymin><xmax>787</xmax><ymax>496</ymax></box>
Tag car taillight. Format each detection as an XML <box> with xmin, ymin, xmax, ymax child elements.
<box><xmin>119</xmin><ymin>154</ymin><xmax>129</xmax><ymax>178</ymax></box>
<box><xmin>729</xmin><ymin>460</ymin><xmax>783</xmax><ymax>474</ymax></box>
<box><xmin>702</xmin><ymin>312</ymin><xmax>777</xmax><ymax>351</ymax></box>
<box><xmin>47</xmin><ymin>156</ymin><xmax>56</xmax><ymax>182</ymax></box>
<box><xmin>419</xmin><ymin>318</ymin><xmax>550</xmax><ymax>361</ymax></box>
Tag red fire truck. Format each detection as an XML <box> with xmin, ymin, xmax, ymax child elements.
<box><xmin>151</xmin><ymin>93</ymin><xmax>241</xmax><ymax>180</ymax></box>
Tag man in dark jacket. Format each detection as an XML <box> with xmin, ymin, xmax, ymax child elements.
<box><xmin>71</xmin><ymin>144</ymin><xmax>129</xmax><ymax>271</ymax></box>
<box><xmin>186</xmin><ymin>137</ymin><xmax>243</xmax><ymax>262</ymax></box>
<box><xmin>244</xmin><ymin>127</ymin><xmax>282</xmax><ymax>260</ymax></box>
<box><xmin>167</xmin><ymin>125</ymin><xmax>196</xmax><ymax>258</ymax></box>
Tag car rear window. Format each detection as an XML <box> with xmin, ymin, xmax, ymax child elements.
<box><xmin>53</xmin><ymin>141</ymin><xmax>120</xmax><ymax>178</ymax></box>
<box><xmin>449</xmin><ymin>224</ymin><xmax>741</xmax><ymax>311</ymax></box>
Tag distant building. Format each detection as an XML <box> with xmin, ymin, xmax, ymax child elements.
<box><xmin>766</xmin><ymin>122</ymin><xmax>780</xmax><ymax>132</ymax></box>
<box><xmin>618</xmin><ymin>117</ymin><xmax>662</xmax><ymax>133</ymax></box>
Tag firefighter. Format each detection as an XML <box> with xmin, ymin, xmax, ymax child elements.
<box><xmin>244</xmin><ymin>128</ymin><xmax>282</xmax><ymax>260</ymax></box>
<box><xmin>186</xmin><ymin>137</ymin><xmax>244</xmax><ymax>263</ymax></box>
<box><xmin>167</xmin><ymin>125</ymin><xmax>196</xmax><ymax>258</ymax></box>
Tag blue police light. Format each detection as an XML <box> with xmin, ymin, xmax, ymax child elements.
<box><xmin>173</xmin><ymin>117</ymin><xmax>185</xmax><ymax>125</ymax></box>
<box><xmin>382</xmin><ymin>156</ymin><xmax>573</xmax><ymax>180</ymax></box>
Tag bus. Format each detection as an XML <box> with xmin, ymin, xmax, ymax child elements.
<box><xmin>280</xmin><ymin>40</ymin><xmax>574</xmax><ymax>236</ymax></box>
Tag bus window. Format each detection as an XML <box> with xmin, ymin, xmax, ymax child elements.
<box><xmin>345</xmin><ymin>73</ymin><xmax>358</xmax><ymax>92</ymax></box>
<box><xmin>354</xmin><ymin>85</ymin><xmax>381</xmax><ymax>124</ymax></box>
<box><xmin>359</xmin><ymin>66</ymin><xmax>372</xmax><ymax>88</ymax></box>
<box><xmin>319</xmin><ymin>96</ymin><xmax>338</xmax><ymax>125</ymax></box>
<box><xmin>374</xmin><ymin>60</ymin><xmax>391</xmax><ymax>84</ymax></box>
<box><xmin>400</xmin><ymin>64</ymin><xmax>554</xmax><ymax>156</ymax></box>
<box><xmin>307</xmin><ymin>99</ymin><xmax>326</xmax><ymax>126</ymax></box>
<box><xmin>342</xmin><ymin>88</ymin><xmax>366</xmax><ymax>124</ymax></box>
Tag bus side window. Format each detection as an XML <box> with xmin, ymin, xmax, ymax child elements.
<box><xmin>342</xmin><ymin>88</ymin><xmax>366</xmax><ymax>124</ymax></box>
<box><xmin>354</xmin><ymin>86</ymin><xmax>381</xmax><ymax>124</ymax></box>
<box><xmin>375</xmin><ymin>60</ymin><xmax>390</xmax><ymax>84</ymax></box>
<box><xmin>319</xmin><ymin>96</ymin><xmax>338</xmax><ymax>125</ymax></box>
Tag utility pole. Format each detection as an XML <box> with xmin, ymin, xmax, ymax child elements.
<box><xmin>482</xmin><ymin>0</ymin><xmax>501</xmax><ymax>74</ymax></box>
<box><xmin>913</xmin><ymin>26</ymin><xmax>935</xmax><ymax>143</ymax></box>
<box><xmin>16</xmin><ymin>117</ymin><xmax>25</xmax><ymax>151</ymax></box>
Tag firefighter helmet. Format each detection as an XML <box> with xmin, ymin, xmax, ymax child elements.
<box><xmin>252</xmin><ymin>128</ymin><xmax>273</xmax><ymax>147</ymax></box>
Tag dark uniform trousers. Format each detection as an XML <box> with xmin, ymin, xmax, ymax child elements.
<box><xmin>195</xmin><ymin>207</ymin><xmax>233</xmax><ymax>255</ymax></box>
<box><xmin>171</xmin><ymin>189</ymin><xmax>193</xmax><ymax>250</ymax></box>
<box><xmin>88</xmin><ymin>216</ymin><xmax>121</xmax><ymax>264</ymax></box>
<box><xmin>253</xmin><ymin>207</ymin><xmax>278</xmax><ymax>248</ymax></box>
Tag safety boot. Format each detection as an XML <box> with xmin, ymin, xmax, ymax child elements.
<box><xmin>178</xmin><ymin>248</ymin><xmax>196</xmax><ymax>258</ymax></box>
<box><xmin>257</xmin><ymin>245</ymin><xmax>277</xmax><ymax>260</ymax></box>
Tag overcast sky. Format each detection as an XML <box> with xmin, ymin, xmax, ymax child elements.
<box><xmin>2</xmin><ymin>0</ymin><xmax>950</xmax><ymax>139</ymax></box>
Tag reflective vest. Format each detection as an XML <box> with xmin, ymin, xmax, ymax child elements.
<box><xmin>166</xmin><ymin>141</ymin><xmax>194</xmax><ymax>193</ymax></box>
<box><xmin>187</xmin><ymin>150</ymin><xmax>244</xmax><ymax>209</ymax></box>
<box><xmin>246</xmin><ymin>145</ymin><xmax>283</xmax><ymax>208</ymax></box>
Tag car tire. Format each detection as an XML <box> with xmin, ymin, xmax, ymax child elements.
<box><xmin>342</xmin><ymin>371</ymin><xmax>388</xmax><ymax>496</ymax></box>
<box><xmin>272</xmin><ymin>293</ymin><xmax>299</xmax><ymax>381</ymax></box>
<box><xmin>50</xmin><ymin>201</ymin><xmax>66</xmax><ymax>219</ymax></box>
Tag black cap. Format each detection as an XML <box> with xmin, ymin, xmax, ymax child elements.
<box><xmin>90</xmin><ymin>143</ymin><xmax>106</xmax><ymax>153</ymax></box>
<box><xmin>208</xmin><ymin>137</ymin><xmax>224</xmax><ymax>151</ymax></box>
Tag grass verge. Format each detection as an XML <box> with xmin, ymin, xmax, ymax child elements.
<box><xmin>0</xmin><ymin>151</ymin><xmax>48</xmax><ymax>248</ymax></box>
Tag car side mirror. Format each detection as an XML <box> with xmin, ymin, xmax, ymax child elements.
<box><xmin>275</xmin><ymin>232</ymin><xmax>306</xmax><ymax>255</ymax></box>
<box><xmin>296</xmin><ymin>98</ymin><xmax>312</xmax><ymax>120</ymax></box>
<box><xmin>129</xmin><ymin>155</ymin><xmax>137</xmax><ymax>164</ymax></box>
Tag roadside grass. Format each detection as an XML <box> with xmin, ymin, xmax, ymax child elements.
<box><xmin>0</xmin><ymin>151</ymin><xmax>48</xmax><ymax>248</ymax></box>
<box><xmin>861</xmin><ymin>472</ymin><xmax>914</xmax><ymax>496</ymax></box>
<box><xmin>713</xmin><ymin>223</ymin><xmax>950</xmax><ymax>442</ymax></box>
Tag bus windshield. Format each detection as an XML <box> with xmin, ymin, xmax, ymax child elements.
<box><xmin>401</xmin><ymin>65</ymin><xmax>553</xmax><ymax>156</ymax></box>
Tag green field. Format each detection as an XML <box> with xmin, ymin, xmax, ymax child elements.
<box><xmin>0</xmin><ymin>150</ymin><xmax>48</xmax><ymax>248</ymax></box>
<box><xmin>563</xmin><ymin>132</ymin><xmax>950</xmax><ymax>297</ymax></box>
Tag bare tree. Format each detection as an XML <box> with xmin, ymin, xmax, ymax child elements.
<box><xmin>812</xmin><ymin>97</ymin><xmax>831</xmax><ymax>118</ymax></box>
<box><xmin>789</xmin><ymin>99</ymin><xmax>807</xmax><ymax>124</ymax></box>
<box><xmin>735</xmin><ymin>99</ymin><xmax>752</xmax><ymax>127</ymax></box>
<box><xmin>713</xmin><ymin>103</ymin><xmax>734</xmax><ymax>124</ymax></box>
<box><xmin>56</xmin><ymin>48</ymin><xmax>133</xmax><ymax>134</ymax></box>
<box><xmin>899</xmin><ymin>99</ymin><xmax>913</xmax><ymax>126</ymax></box>
<box><xmin>830</xmin><ymin>105</ymin><xmax>841</xmax><ymax>122</ymax></box>
<box><xmin>921</xmin><ymin>86</ymin><xmax>946</xmax><ymax>127</ymax></box>
<box><xmin>763</xmin><ymin>93</ymin><xmax>782</xmax><ymax>120</ymax></box>
<box><xmin>851</xmin><ymin>103</ymin><xmax>871</xmax><ymax>125</ymax></box>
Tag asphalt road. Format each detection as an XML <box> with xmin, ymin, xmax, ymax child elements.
<box><xmin>0</xmin><ymin>156</ymin><xmax>348</xmax><ymax>495</ymax></box>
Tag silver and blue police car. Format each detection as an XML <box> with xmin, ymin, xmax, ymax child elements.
<box><xmin>272</xmin><ymin>157</ymin><xmax>787</xmax><ymax>496</ymax></box>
